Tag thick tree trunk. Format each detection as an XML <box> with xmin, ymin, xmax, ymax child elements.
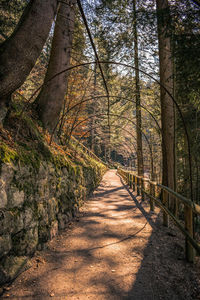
<box><xmin>0</xmin><ymin>0</ymin><xmax>57</xmax><ymax>122</ymax></box>
<box><xmin>133</xmin><ymin>0</ymin><xmax>144</xmax><ymax>177</ymax></box>
<box><xmin>156</xmin><ymin>0</ymin><xmax>175</xmax><ymax>193</ymax></box>
<box><xmin>35</xmin><ymin>0</ymin><xmax>76</xmax><ymax>132</ymax></box>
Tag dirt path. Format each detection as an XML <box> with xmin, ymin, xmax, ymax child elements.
<box><xmin>2</xmin><ymin>170</ymin><xmax>200</xmax><ymax>299</ymax></box>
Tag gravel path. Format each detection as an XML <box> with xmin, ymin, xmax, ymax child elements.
<box><xmin>2</xmin><ymin>170</ymin><xmax>200</xmax><ymax>299</ymax></box>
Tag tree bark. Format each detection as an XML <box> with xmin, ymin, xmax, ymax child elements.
<box><xmin>133</xmin><ymin>0</ymin><xmax>144</xmax><ymax>177</ymax></box>
<box><xmin>88</xmin><ymin>61</ymin><xmax>96</xmax><ymax>151</ymax></box>
<box><xmin>35</xmin><ymin>0</ymin><xmax>76</xmax><ymax>132</ymax></box>
<box><xmin>156</xmin><ymin>0</ymin><xmax>175</xmax><ymax>191</ymax></box>
<box><xmin>0</xmin><ymin>0</ymin><xmax>57</xmax><ymax>122</ymax></box>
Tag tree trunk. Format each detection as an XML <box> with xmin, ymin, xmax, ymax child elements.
<box><xmin>35</xmin><ymin>0</ymin><xmax>76</xmax><ymax>132</ymax></box>
<box><xmin>0</xmin><ymin>0</ymin><xmax>57</xmax><ymax>122</ymax></box>
<box><xmin>156</xmin><ymin>0</ymin><xmax>175</xmax><ymax>202</ymax></box>
<box><xmin>133</xmin><ymin>0</ymin><xmax>144</xmax><ymax>177</ymax></box>
<box><xmin>89</xmin><ymin>61</ymin><xmax>97</xmax><ymax>151</ymax></box>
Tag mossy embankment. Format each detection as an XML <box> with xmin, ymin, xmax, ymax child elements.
<box><xmin>0</xmin><ymin>102</ymin><xmax>107</xmax><ymax>285</ymax></box>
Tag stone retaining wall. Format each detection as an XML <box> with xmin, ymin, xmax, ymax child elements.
<box><xmin>0</xmin><ymin>155</ymin><xmax>106</xmax><ymax>285</ymax></box>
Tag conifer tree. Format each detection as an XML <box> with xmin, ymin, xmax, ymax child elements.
<box><xmin>35</xmin><ymin>0</ymin><xmax>76</xmax><ymax>132</ymax></box>
<box><xmin>156</xmin><ymin>0</ymin><xmax>175</xmax><ymax>195</ymax></box>
<box><xmin>0</xmin><ymin>0</ymin><xmax>58</xmax><ymax>122</ymax></box>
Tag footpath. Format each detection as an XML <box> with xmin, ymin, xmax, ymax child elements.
<box><xmin>2</xmin><ymin>170</ymin><xmax>200</xmax><ymax>299</ymax></box>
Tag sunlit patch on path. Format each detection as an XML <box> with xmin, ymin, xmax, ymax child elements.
<box><xmin>3</xmin><ymin>170</ymin><xmax>199</xmax><ymax>299</ymax></box>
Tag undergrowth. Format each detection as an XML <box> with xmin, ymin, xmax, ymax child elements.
<box><xmin>0</xmin><ymin>99</ymin><xmax>106</xmax><ymax>173</ymax></box>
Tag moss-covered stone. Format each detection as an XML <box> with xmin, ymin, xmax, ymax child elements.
<box><xmin>0</xmin><ymin>143</ymin><xmax>18</xmax><ymax>166</ymax></box>
<box><xmin>0</xmin><ymin>109</ymin><xmax>107</xmax><ymax>285</ymax></box>
<box><xmin>0</xmin><ymin>181</ymin><xmax>7</xmax><ymax>208</ymax></box>
<box><xmin>11</xmin><ymin>227</ymin><xmax>38</xmax><ymax>256</ymax></box>
<box><xmin>0</xmin><ymin>211</ymin><xmax>14</xmax><ymax>236</ymax></box>
<box><xmin>38</xmin><ymin>224</ymin><xmax>50</xmax><ymax>244</ymax></box>
<box><xmin>0</xmin><ymin>235</ymin><xmax>12</xmax><ymax>258</ymax></box>
<box><xmin>0</xmin><ymin>255</ymin><xmax>31</xmax><ymax>284</ymax></box>
<box><xmin>7</xmin><ymin>187</ymin><xmax>24</xmax><ymax>208</ymax></box>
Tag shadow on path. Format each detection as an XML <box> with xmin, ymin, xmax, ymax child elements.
<box><xmin>2</xmin><ymin>170</ymin><xmax>199</xmax><ymax>300</ymax></box>
<box><xmin>116</xmin><ymin>174</ymin><xmax>199</xmax><ymax>300</ymax></box>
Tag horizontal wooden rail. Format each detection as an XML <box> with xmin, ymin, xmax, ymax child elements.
<box><xmin>70</xmin><ymin>136</ymin><xmax>108</xmax><ymax>166</ymax></box>
<box><xmin>145</xmin><ymin>192</ymin><xmax>200</xmax><ymax>255</ymax></box>
<box><xmin>157</xmin><ymin>184</ymin><xmax>200</xmax><ymax>215</ymax></box>
<box><xmin>117</xmin><ymin>168</ymin><xmax>200</xmax><ymax>262</ymax></box>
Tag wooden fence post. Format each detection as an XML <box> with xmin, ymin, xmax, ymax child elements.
<box><xmin>150</xmin><ymin>182</ymin><xmax>155</xmax><ymax>211</ymax></box>
<box><xmin>137</xmin><ymin>177</ymin><xmax>141</xmax><ymax>195</ymax></box>
<box><xmin>133</xmin><ymin>175</ymin><xmax>135</xmax><ymax>191</ymax></box>
<box><xmin>141</xmin><ymin>178</ymin><xmax>145</xmax><ymax>201</ymax></box>
<box><xmin>185</xmin><ymin>205</ymin><xmax>194</xmax><ymax>262</ymax></box>
<box><xmin>162</xmin><ymin>189</ymin><xmax>169</xmax><ymax>227</ymax></box>
<box><xmin>130</xmin><ymin>174</ymin><xmax>133</xmax><ymax>189</ymax></box>
<box><xmin>135</xmin><ymin>177</ymin><xmax>138</xmax><ymax>195</ymax></box>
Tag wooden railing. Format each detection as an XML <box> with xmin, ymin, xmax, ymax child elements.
<box><xmin>117</xmin><ymin>168</ymin><xmax>200</xmax><ymax>262</ymax></box>
<box><xmin>70</xmin><ymin>136</ymin><xmax>108</xmax><ymax>166</ymax></box>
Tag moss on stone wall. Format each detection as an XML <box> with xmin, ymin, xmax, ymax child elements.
<box><xmin>0</xmin><ymin>143</ymin><xmax>18</xmax><ymax>165</ymax></box>
<box><xmin>0</xmin><ymin>110</ymin><xmax>107</xmax><ymax>286</ymax></box>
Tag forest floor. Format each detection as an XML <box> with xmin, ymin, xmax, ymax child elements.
<box><xmin>1</xmin><ymin>170</ymin><xmax>200</xmax><ymax>300</ymax></box>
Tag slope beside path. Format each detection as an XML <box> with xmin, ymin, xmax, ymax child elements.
<box><xmin>2</xmin><ymin>170</ymin><xmax>200</xmax><ymax>299</ymax></box>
